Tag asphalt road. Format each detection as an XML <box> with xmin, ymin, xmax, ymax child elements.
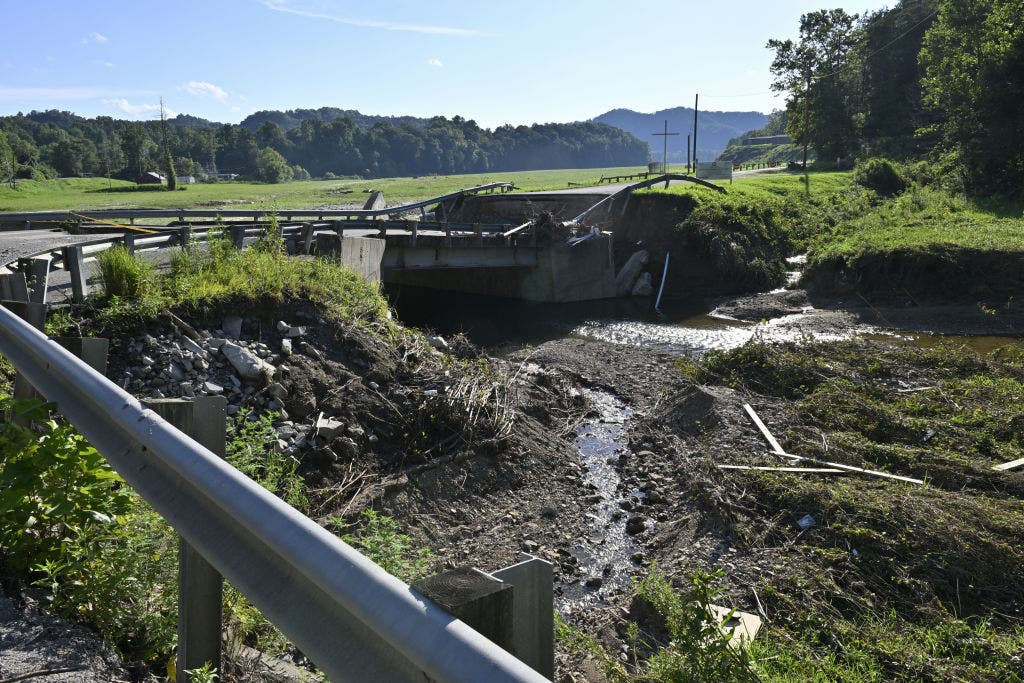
<box><xmin>0</xmin><ymin>229</ymin><xmax>121</xmax><ymax>269</ymax></box>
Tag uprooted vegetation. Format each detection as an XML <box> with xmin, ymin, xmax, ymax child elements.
<box><xmin>627</xmin><ymin>339</ymin><xmax>1024</xmax><ymax>680</ymax></box>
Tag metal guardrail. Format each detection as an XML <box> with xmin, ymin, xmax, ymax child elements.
<box><xmin>0</xmin><ymin>182</ymin><xmax>514</xmax><ymax>224</ymax></box>
<box><xmin>570</xmin><ymin>173</ymin><xmax>727</xmax><ymax>224</ymax></box>
<box><xmin>0</xmin><ymin>306</ymin><xmax>546</xmax><ymax>682</ymax></box>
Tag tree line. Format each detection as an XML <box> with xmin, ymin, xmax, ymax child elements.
<box><xmin>0</xmin><ymin>108</ymin><xmax>649</xmax><ymax>185</ymax></box>
<box><xmin>767</xmin><ymin>0</ymin><xmax>1023</xmax><ymax>197</ymax></box>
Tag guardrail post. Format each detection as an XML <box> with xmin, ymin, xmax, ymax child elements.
<box><xmin>300</xmin><ymin>223</ymin><xmax>315</xmax><ymax>255</ymax></box>
<box><xmin>122</xmin><ymin>233</ymin><xmax>136</xmax><ymax>255</ymax></box>
<box><xmin>0</xmin><ymin>273</ymin><xmax>30</xmax><ymax>303</ymax></box>
<box><xmin>178</xmin><ymin>225</ymin><xmax>192</xmax><ymax>249</ymax></box>
<box><xmin>474</xmin><ymin>223</ymin><xmax>483</xmax><ymax>247</ymax></box>
<box><xmin>444</xmin><ymin>221</ymin><xmax>452</xmax><ymax>247</ymax></box>
<box><xmin>17</xmin><ymin>256</ymin><xmax>51</xmax><ymax>305</ymax></box>
<box><xmin>4</xmin><ymin>299</ymin><xmax>48</xmax><ymax>422</ymax></box>
<box><xmin>412</xmin><ymin>567</ymin><xmax>515</xmax><ymax>653</ymax></box>
<box><xmin>411</xmin><ymin>221</ymin><xmax>418</xmax><ymax>246</ymax></box>
<box><xmin>230</xmin><ymin>224</ymin><xmax>245</xmax><ymax>250</ymax></box>
<box><xmin>490</xmin><ymin>554</ymin><xmax>554</xmax><ymax>680</ymax></box>
<box><xmin>62</xmin><ymin>246</ymin><xmax>87</xmax><ymax>304</ymax></box>
<box><xmin>145</xmin><ymin>396</ymin><xmax>226</xmax><ymax>683</ymax></box>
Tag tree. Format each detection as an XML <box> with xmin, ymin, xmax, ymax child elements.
<box><xmin>164</xmin><ymin>151</ymin><xmax>177</xmax><ymax>190</ymax></box>
<box><xmin>919</xmin><ymin>0</ymin><xmax>1024</xmax><ymax>195</ymax></box>
<box><xmin>0</xmin><ymin>131</ymin><xmax>15</xmax><ymax>188</ymax></box>
<box><xmin>768</xmin><ymin>9</ymin><xmax>860</xmax><ymax>164</ymax></box>
<box><xmin>96</xmin><ymin>138</ymin><xmax>126</xmax><ymax>185</ymax></box>
<box><xmin>118</xmin><ymin>123</ymin><xmax>149</xmax><ymax>178</ymax></box>
<box><xmin>256</xmin><ymin>147</ymin><xmax>293</xmax><ymax>183</ymax></box>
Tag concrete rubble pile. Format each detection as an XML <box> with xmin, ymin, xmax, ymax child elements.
<box><xmin>117</xmin><ymin>315</ymin><xmax>364</xmax><ymax>458</ymax></box>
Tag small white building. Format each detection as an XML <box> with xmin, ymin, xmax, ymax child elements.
<box><xmin>176</xmin><ymin>175</ymin><xmax>197</xmax><ymax>184</ymax></box>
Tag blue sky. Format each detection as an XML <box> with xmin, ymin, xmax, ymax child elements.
<box><xmin>1</xmin><ymin>0</ymin><xmax>892</xmax><ymax>128</ymax></box>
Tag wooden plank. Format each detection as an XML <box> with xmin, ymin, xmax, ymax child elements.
<box><xmin>717</xmin><ymin>465</ymin><xmax>845</xmax><ymax>473</ymax></box>
<box><xmin>743</xmin><ymin>404</ymin><xmax>788</xmax><ymax>455</ymax></box>
<box><xmin>993</xmin><ymin>457</ymin><xmax>1024</xmax><ymax>472</ymax></box>
<box><xmin>762</xmin><ymin>451</ymin><xmax>924</xmax><ymax>485</ymax></box>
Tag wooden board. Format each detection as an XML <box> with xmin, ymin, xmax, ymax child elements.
<box><xmin>718</xmin><ymin>465</ymin><xmax>845</xmax><ymax>473</ymax></box>
<box><xmin>993</xmin><ymin>457</ymin><xmax>1024</xmax><ymax>472</ymax></box>
<box><xmin>743</xmin><ymin>404</ymin><xmax>789</xmax><ymax>455</ymax></box>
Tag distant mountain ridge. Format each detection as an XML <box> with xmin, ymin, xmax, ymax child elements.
<box><xmin>589</xmin><ymin>107</ymin><xmax>769</xmax><ymax>163</ymax></box>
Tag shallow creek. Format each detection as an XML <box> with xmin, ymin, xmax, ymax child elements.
<box><xmin>389</xmin><ymin>283</ymin><xmax>1023</xmax><ymax>609</ymax></box>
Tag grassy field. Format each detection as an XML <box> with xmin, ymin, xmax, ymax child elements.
<box><xmin>0</xmin><ymin>166</ymin><xmax>652</xmax><ymax>213</ymax></box>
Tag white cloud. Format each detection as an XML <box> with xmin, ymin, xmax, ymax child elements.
<box><xmin>84</xmin><ymin>32</ymin><xmax>109</xmax><ymax>44</ymax></box>
<box><xmin>427</xmin><ymin>57</ymin><xmax>443</xmax><ymax>68</ymax></box>
<box><xmin>262</xmin><ymin>0</ymin><xmax>479</xmax><ymax>36</ymax></box>
<box><xmin>182</xmin><ymin>80</ymin><xmax>228</xmax><ymax>101</ymax></box>
<box><xmin>102</xmin><ymin>98</ymin><xmax>177</xmax><ymax>119</ymax></box>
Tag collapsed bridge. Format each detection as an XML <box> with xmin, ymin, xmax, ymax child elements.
<box><xmin>0</xmin><ymin>175</ymin><xmax>723</xmax><ymax>303</ymax></box>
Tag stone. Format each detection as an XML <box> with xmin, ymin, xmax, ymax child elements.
<box><xmin>285</xmin><ymin>325</ymin><xmax>306</xmax><ymax>338</ymax></box>
<box><xmin>625</xmin><ymin>516</ymin><xmax>647</xmax><ymax>535</ymax></box>
<box><xmin>631</xmin><ymin>272</ymin><xmax>654</xmax><ymax>297</ymax></box>
<box><xmin>222</xmin><ymin>316</ymin><xmax>243</xmax><ymax>339</ymax></box>
<box><xmin>181</xmin><ymin>337</ymin><xmax>205</xmax><ymax>355</ymax></box>
<box><xmin>221</xmin><ymin>341</ymin><xmax>274</xmax><ymax>381</ymax></box>
<box><xmin>206</xmin><ymin>338</ymin><xmax>227</xmax><ymax>350</ymax></box>
<box><xmin>179</xmin><ymin>382</ymin><xmax>195</xmax><ymax>398</ymax></box>
<box><xmin>427</xmin><ymin>335</ymin><xmax>448</xmax><ymax>351</ymax></box>
<box><xmin>614</xmin><ymin>249</ymin><xmax>649</xmax><ymax>297</ymax></box>
<box><xmin>584</xmin><ymin>576</ymin><xmax>603</xmax><ymax>589</ymax></box>
<box><xmin>280</xmin><ymin>338</ymin><xmax>293</xmax><ymax>356</ymax></box>
<box><xmin>267</xmin><ymin>382</ymin><xmax>288</xmax><ymax>399</ymax></box>
<box><xmin>276</xmin><ymin>320</ymin><xmax>290</xmax><ymax>333</ymax></box>
<box><xmin>316</xmin><ymin>415</ymin><xmax>345</xmax><ymax>441</ymax></box>
<box><xmin>203</xmin><ymin>381</ymin><xmax>224</xmax><ymax>395</ymax></box>
<box><xmin>169</xmin><ymin>363</ymin><xmax>186</xmax><ymax>381</ymax></box>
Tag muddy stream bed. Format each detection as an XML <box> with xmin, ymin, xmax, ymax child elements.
<box><xmin>389</xmin><ymin>281</ymin><xmax>1024</xmax><ymax>613</ymax></box>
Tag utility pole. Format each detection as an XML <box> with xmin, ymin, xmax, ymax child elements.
<box><xmin>692</xmin><ymin>94</ymin><xmax>699</xmax><ymax>174</ymax></box>
<box><xmin>651</xmin><ymin>120</ymin><xmax>679</xmax><ymax>189</ymax></box>
<box><xmin>686</xmin><ymin>134</ymin><xmax>691</xmax><ymax>174</ymax></box>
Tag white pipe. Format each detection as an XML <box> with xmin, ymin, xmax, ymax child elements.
<box><xmin>655</xmin><ymin>251</ymin><xmax>670</xmax><ymax>311</ymax></box>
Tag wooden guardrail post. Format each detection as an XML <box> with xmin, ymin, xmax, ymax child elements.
<box><xmin>413</xmin><ymin>568</ymin><xmax>515</xmax><ymax>653</ymax></box>
<box><xmin>17</xmin><ymin>256</ymin><xmax>51</xmax><ymax>305</ymax></box>
<box><xmin>122</xmin><ymin>233</ymin><xmax>136</xmax><ymax>255</ymax></box>
<box><xmin>230</xmin><ymin>224</ymin><xmax>246</xmax><ymax>250</ymax></box>
<box><xmin>145</xmin><ymin>396</ymin><xmax>226</xmax><ymax>683</ymax></box>
<box><xmin>300</xmin><ymin>223</ymin><xmax>316</xmax><ymax>255</ymax></box>
<box><xmin>62</xmin><ymin>246</ymin><xmax>87</xmax><ymax>303</ymax></box>
<box><xmin>413</xmin><ymin>555</ymin><xmax>554</xmax><ymax>680</ymax></box>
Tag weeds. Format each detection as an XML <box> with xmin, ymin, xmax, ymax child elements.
<box><xmin>337</xmin><ymin>509</ymin><xmax>432</xmax><ymax>582</ymax></box>
<box><xmin>96</xmin><ymin>245</ymin><xmax>154</xmax><ymax>298</ymax></box>
<box><xmin>557</xmin><ymin>565</ymin><xmax>758</xmax><ymax>682</ymax></box>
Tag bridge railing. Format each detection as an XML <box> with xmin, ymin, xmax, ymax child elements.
<box><xmin>0</xmin><ymin>299</ymin><xmax>546</xmax><ymax>682</ymax></box>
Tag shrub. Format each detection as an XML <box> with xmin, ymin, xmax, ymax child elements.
<box><xmin>854</xmin><ymin>158</ymin><xmax>908</xmax><ymax>197</ymax></box>
<box><xmin>96</xmin><ymin>245</ymin><xmax>154</xmax><ymax>298</ymax></box>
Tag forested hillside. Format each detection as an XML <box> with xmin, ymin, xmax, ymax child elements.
<box><xmin>766</xmin><ymin>0</ymin><xmax>1023</xmax><ymax>197</ymax></box>
<box><xmin>0</xmin><ymin>109</ymin><xmax>649</xmax><ymax>184</ymax></box>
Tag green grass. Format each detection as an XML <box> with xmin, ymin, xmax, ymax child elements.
<box><xmin>802</xmin><ymin>184</ymin><xmax>1024</xmax><ymax>301</ymax></box>
<box><xmin>811</xmin><ymin>186</ymin><xmax>1024</xmax><ymax>259</ymax></box>
<box><xmin>0</xmin><ymin>166</ymin><xmax>653</xmax><ymax>213</ymax></box>
<box><xmin>94</xmin><ymin>226</ymin><xmax>389</xmax><ymax>329</ymax></box>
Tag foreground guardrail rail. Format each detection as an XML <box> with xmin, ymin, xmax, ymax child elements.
<box><xmin>0</xmin><ymin>305</ymin><xmax>546</xmax><ymax>682</ymax></box>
